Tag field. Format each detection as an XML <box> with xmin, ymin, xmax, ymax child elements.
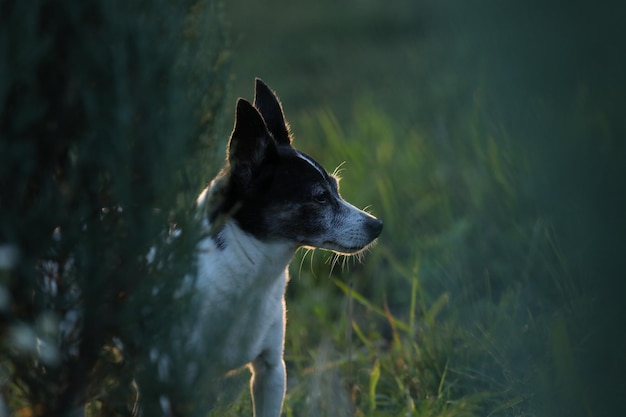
<box><xmin>214</xmin><ymin>0</ymin><xmax>626</xmax><ymax>416</ymax></box>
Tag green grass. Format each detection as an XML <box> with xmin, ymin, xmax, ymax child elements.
<box><xmin>206</xmin><ymin>100</ymin><xmax>587</xmax><ymax>416</ymax></box>
<box><xmin>277</xmin><ymin>104</ymin><xmax>559</xmax><ymax>417</ymax></box>
<box><xmin>207</xmin><ymin>0</ymin><xmax>614</xmax><ymax>415</ymax></box>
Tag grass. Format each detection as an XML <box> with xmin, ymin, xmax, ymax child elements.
<box><xmin>207</xmin><ymin>0</ymin><xmax>616</xmax><ymax>415</ymax></box>
<box><xmin>206</xmin><ymin>99</ymin><xmax>585</xmax><ymax>416</ymax></box>
<box><xmin>277</xmin><ymin>103</ymin><xmax>557</xmax><ymax>417</ymax></box>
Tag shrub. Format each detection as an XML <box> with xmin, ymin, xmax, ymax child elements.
<box><xmin>0</xmin><ymin>0</ymin><xmax>227</xmax><ymax>415</ymax></box>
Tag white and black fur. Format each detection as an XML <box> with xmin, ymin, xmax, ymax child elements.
<box><xmin>194</xmin><ymin>79</ymin><xmax>382</xmax><ymax>417</ymax></box>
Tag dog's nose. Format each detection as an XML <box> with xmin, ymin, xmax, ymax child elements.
<box><xmin>366</xmin><ymin>217</ymin><xmax>383</xmax><ymax>238</ymax></box>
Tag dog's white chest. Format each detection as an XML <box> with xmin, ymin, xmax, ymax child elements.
<box><xmin>193</xmin><ymin>222</ymin><xmax>293</xmax><ymax>370</ymax></box>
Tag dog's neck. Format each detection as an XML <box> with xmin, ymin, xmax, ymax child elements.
<box><xmin>196</xmin><ymin>219</ymin><xmax>296</xmax><ymax>291</ymax></box>
<box><xmin>218</xmin><ymin>221</ymin><xmax>296</xmax><ymax>267</ymax></box>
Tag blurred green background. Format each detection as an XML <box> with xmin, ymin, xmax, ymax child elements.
<box><xmin>217</xmin><ymin>0</ymin><xmax>626</xmax><ymax>416</ymax></box>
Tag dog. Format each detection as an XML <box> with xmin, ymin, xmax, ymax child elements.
<box><xmin>193</xmin><ymin>79</ymin><xmax>383</xmax><ymax>417</ymax></box>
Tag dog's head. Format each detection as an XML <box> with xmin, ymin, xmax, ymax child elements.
<box><xmin>211</xmin><ymin>79</ymin><xmax>382</xmax><ymax>255</ymax></box>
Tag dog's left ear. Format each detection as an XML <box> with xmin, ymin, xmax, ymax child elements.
<box><xmin>253</xmin><ymin>78</ymin><xmax>292</xmax><ymax>145</ymax></box>
<box><xmin>228</xmin><ymin>99</ymin><xmax>278</xmax><ymax>191</ymax></box>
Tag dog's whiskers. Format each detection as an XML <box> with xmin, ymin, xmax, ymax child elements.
<box><xmin>332</xmin><ymin>161</ymin><xmax>347</xmax><ymax>179</ymax></box>
<box><xmin>310</xmin><ymin>249</ymin><xmax>319</xmax><ymax>277</ymax></box>
<box><xmin>327</xmin><ymin>253</ymin><xmax>341</xmax><ymax>278</ymax></box>
<box><xmin>298</xmin><ymin>248</ymin><xmax>321</xmax><ymax>279</ymax></box>
<box><xmin>298</xmin><ymin>248</ymin><xmax>311</xmax><ymax>279</ymax></box>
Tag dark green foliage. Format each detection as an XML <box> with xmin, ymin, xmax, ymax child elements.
<box><xmin>0</xmin><ymin>0</ymin><xmax>227</xmax><ymax>415</ymax></box>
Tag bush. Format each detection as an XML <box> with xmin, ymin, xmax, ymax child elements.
<box><xmin>0</xmin><ymin>0</ymin><xmax>227</xmax><ymax>415</ymax></box>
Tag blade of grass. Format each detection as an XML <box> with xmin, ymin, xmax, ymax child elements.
<box><xmin>333</xmin><ymin>278</ymin><xmax>409</xmax><ymax>332</ymax></box>
<box><xmin>485</xmin><ymin>396</ymin><xmax>524</xmax><ymax>417</ymax></box>
<box><xmin>351</xmin><ymin>319</ymin><xmax>374</xmax><ymax>351</ymax></box>
<box><xmin>437</xmin><ymin>360</ymin><xmax>449</xmax><ymax>398</ymax></box>
<box><xmin>383</xmin><ymin>301</ymin><xmax>402</xmax><ymax>349</ymax></box>
<box><xmin>369</xmin><ymin>358</ymin><xmax>380</xmax><ymax>412</ymax></box>
<box><xmin>424</xmin><ymin>292</ymin><xmax>449</xmax><ymax>328</ymax></box>
<box><xmin>409</xmin><ymin>273</ymin><xmax>418</xmax><ymax>340</ymax></box>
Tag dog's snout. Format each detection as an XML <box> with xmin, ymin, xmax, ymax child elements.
<box><xmin>366</xmin><ymin>216</ymin><xmax>383</xmax><ymax>239</ymax></box>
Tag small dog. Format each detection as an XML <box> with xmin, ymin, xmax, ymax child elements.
<box><xmin>194</xmin><ymin>79</ymin><xmax>382</xmax><ymax>417</ymax></box>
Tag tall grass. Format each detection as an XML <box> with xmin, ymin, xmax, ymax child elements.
<box><xmin>261</xmin><ymin>101</ymin><xmax>584</xmax><ymax>417</ymax></box>
<box><xmin>214</xmin><ymin>0</ymin><xmax>613</xmax><ymax>414</ymax></box>
<box><xmin>202</xmin><ymin>95</ymin><xmax>589</xmax><ymax>416</ymax></box>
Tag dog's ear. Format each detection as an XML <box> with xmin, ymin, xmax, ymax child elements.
<box><xmin>227</xmin><ymin>98</ymin><xmax>278</xmax><ymax>187</ymax></box>
<box><xmin>253</xmin><ymin>78</ymin><xmax>291</xmax><ymax>145</ymax></box>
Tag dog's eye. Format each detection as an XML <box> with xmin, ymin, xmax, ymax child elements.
<box><xmin>314</xmin><ymin>191</ymin><xmax>329</xmax><ymax>203</ymax></box>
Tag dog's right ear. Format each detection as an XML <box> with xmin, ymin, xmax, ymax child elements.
<box><xmin>227</xmin><ymin>99</ymin><xmax>278</xmax><ymax>186</ymax></box>
<box><xmin>253</xmin><ymin>78</ymin><xmax>291</xmax><ymax>145</ymax></box>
